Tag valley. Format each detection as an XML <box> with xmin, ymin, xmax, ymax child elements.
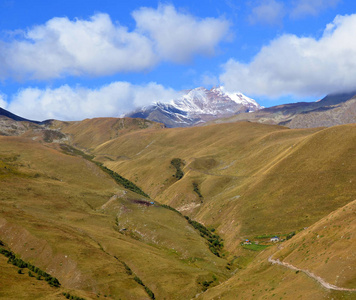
<box><xmin>1</xmin><ymin>2</ymin><xmax>356</xmax><ymax>299</ymax></box>
<box><xmin>0</xmin><ymin>114</ymin><xmax>355</xmax><ymax>299</ymax></box>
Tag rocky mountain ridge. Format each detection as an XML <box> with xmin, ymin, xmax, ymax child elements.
<box><xmin>125</xmin><ymin>86</ymin><xmax>261</xmax><ymax>127</ymax></box>
<box><xmin>211</xmin><ymin>91</ymin><xmax>356</xmax><ymax>128</ymax></box>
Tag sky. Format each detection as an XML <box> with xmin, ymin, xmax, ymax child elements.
<box><xmin>0</xmin><ymin>0</ymin><xmax>356</xmax><ymax>121</ymax></box>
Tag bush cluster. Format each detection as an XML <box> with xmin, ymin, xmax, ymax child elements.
<box><xmin>192</xmin><ymin>182</ymin><xmax>203</xmax><ymax>199</ymax></box>
<box><xmin>0</xmin><ymin>247</ymin><xmax>60</xmax><ymax>287</ymax></box>
<box><xmin>62</xmin><ymin>292</ymin><xmax>86</xmax><ymax>300</ymax></box>
<box><xmin>122</xmin><ymin>261</ymin><xmax>133</xmax><ymax>275</ymax></box>
<box><xmin>134</xmin><ymin>276</ymin><xmax>155</xmax><ymax>299</ymax></box>
<box><xmin>201</xmin><ymin>280</ymin><xmax>214</xmax><ymax>291</ymax></box>
<box><xmin>59</xmin><ymin>144</ymin><xmax>94</xmax><ymax>161</ymax></box>
<box><xmin>96</xmin><ymin>164</ymin><xmax>149</xmax><ymax>198</ymax></box>
<box><xmin>286</xmin><ymin>231</ymin><xmax>296</xmax><ymax>240</ymax></box>
<box><xmin>159</xmin><ymin>204</ymin><xmax>182</xmax><ymax>215</ymax></box>
<box><xmin>171</xmin><ymin>158</ymin><xmax>184</xmax><ymax>180</ymax></box>
<box><xmin>184</xmin><ymin>216</ymin><xmax>224</xmax><ymax>257</ymax></box>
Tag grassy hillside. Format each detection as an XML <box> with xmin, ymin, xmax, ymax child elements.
<box><xmin>80</xmin><ymin>122</ymin><xmax>355</xmax><ymax>254</ymax></box>
<box><xmin>1</xmin><ymin>118</ymin><xmax>355</xmax><ymax>299</ymax></box>
<box><xmin>272</xmin><ymin>199</ymin><xmax>356</xmax><ymax>289</ymax></box>
<box><xmin>0</xmin><ymin>136</ymin><xmax>229</xmax><ymax>299</ymax></box>
<box><xmin>198</xmin><ymin>200</ymin><xmax>356</xmax><ymax>300</ymax></box>
<box><xmin>48</xmin><ymin>117</ymin><xmax>164</xmax><ymax>150</ymax></box>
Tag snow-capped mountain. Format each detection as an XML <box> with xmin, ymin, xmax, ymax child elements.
<box><xmin>126</xmin><ymin>86</ymin><xmax>261</xmax><ymax>127</ymax></box>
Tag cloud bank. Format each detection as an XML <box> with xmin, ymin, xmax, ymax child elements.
<box><xmin>133</xmin><ymin>5</ymin><xmax>230</xmax><ymax>63</ymax></box>
<box><xmin>6</xmin><ymin>82</ymin><xmax>180</xmax><ymax>121</ymax></box>
<box><xmin>0</xmin><ymin>5</ymin><xmax>229</xmax><ymax>81</ymax></box>
<box><xmin>220</xmin><ymin>14</ymin><xmax>356</xmax><ymax>98</ymax></box>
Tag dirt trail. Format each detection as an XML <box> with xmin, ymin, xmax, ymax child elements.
<box><xmin>268</xmin><ymin>256</ymin><xmax>356</xmax><ymax>292</ymax></box>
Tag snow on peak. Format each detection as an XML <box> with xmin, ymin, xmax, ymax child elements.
<box><xmin>125</xmin><ymin>86</ymin><xmax>261</xmax><ymax>127</ymax></box>
<box><xmin>169</xmin><ymin>86</ymin><xmax>260</xmax><ymax>116</ymax></box>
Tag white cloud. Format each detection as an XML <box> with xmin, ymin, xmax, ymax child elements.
<box><xmin>201</xmin><ymin>73</ymin><xmax>219</xmax><ymax>87</ymax></box>
<box><xmin>132</xmin><ymin>4</ymin><xmax>230</xmax><ymax>63</ymax></box>
<box><xmin>291</xmin><ymin>0</ymin><xmax>341</xmax><ymax>19</ymax></box>
<box><xmin>1</xmin><ymin>14</ymin><xmax>156</xmax><ymax>80</ymax></box>
<box><xmin>248</xmin><ymin>0</ymin><xmax>285</xmax><ymax>26</ymax></box>
<box><xmin>6</xmin><ymin>82</ymin><xmax>180</xmax><ymax>121</ymax></box>
<box><xmin>220</xmin><ymin>14</ymin><xmax>356</xmax><ymax>98</ymax></box>
<box><xmin>0</xmin><ymin>93</ymin><xmax>7</xmax><ymax>109</ymax></box>
<box><xmin>0</xmin><ymin>5</ymin><xmax>230</xmax><ymax>81</ymax></box>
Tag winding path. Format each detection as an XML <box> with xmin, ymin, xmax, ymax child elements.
<box><xmin>268</xmin><ymin>256</ymin><xmax>356</xmax><ymax>292</ymax></box>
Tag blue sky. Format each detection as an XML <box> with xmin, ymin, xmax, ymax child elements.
<box><xmin>0</xmin><ymin>0</ymin><xmax>355</xmax><ymax>121</ymax></box>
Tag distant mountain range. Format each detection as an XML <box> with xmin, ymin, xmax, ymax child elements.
<box><xmin>211</xmin><ymin>91</ymin><xmax>356</xmax><ymax>128</ymax></box>
<box><xmin>0</xmin><ymin>88</ymin><xmax>355</xmax><ymax>130</ymax></box>
<box><xmin>125</xmin><ymin>87</ymin><xmax>356</xmax><ymax>128</ymax></box>
<box><xmin>125</xmin><ymin>86</ymin><xmax>261</xmax><ymax>127</ymax></box>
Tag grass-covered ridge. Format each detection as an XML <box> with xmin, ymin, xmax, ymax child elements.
<box><xmin>60</xmin><ymin>144</ymin><xmax>149</xmax><ymax>198</ymax></box>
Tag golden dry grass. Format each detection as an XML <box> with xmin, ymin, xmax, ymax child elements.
<box><xmin>1</xmin><ymin>119</ymin><xmax>355</xmax><ymax>299</ymax></box>
<box><xmin>198</xmin><ymin>199</ymin><xmax>356</xmax><ymax>300</ymax></box>
<box><xmin>0</xmin><ymin>136</ymin><xmax>228</xmax><ymax>299</ymax></box>
<box><xmin>76</xmin><ymin>122</ymin><xmax>355</xmax><ymax>254</ymax></box>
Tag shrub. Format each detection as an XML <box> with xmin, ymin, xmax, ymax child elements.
<box><xmin>171</xmin><ymin>158</ymin><xmax>184</xmax><ymax>180</ymax></box>
<box><xmin>184</xmin><ymin>216</ymin><xmax>223</xmax><ymax>257</ymax></box>
<box><xmin>133</xmin><ymin>276</ymin><xmax>155</xmax><ymax>299</ymax></box>
<box><xmin>193</xmin><ymin>182</ymin><xmax>203</xmax><ymax>199</ymax></box>
<box><xmin>286</xmin><ymin>231</ymin><xmax>296</xmax><ymax>240</ymax></box>
<box><xmin>160</xmin><ymin>204</ymin><xmax>182</xmax><ymax>215</ymax></box>
<box><xmin>62</xmin><ymin>292</ymin><xmax>86</xmax><ymax>300</ymax></box>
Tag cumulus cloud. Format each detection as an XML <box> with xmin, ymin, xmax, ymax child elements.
<box><xmin>291</xmin><ymin>0</ymin><xmax>341</xmax><ymax>19</ymax></box>
<box><xmin>6</xmin><ymin>82</ymin><xmax>180</xmax><ymax>121</ymax></box>
<box><xmin>0</xmin><ymin>5</ymin><xmax>230</xmax><ymax>81</ymax></box>
<box><xmin>133</xmin><ymin>5</ymin><xmax>230</xmax><ymax>63</ymax></box>
<box><xmin>220</xmin><ymin>14</ymin><xmax>356</xmax><ymax>98</ymax></box>
<box><xmin>248</xmin><ymin>0</ymin><xmax>285</xmax><ymax>25</ymax></box>
<box><xmin>1</xmin><ymin>14</ymin><xmax>156</xmax><ymax>80</ymax></box>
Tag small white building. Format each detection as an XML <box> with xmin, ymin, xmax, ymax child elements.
<box><xmin>270</xmin><ymin>236</ymin><xmax>280</xmax><ymax>242</ymax></box>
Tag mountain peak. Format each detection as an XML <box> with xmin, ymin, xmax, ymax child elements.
<box><xmin>126</xmin><ymin>86</ymin><xmax>261</xmax><ymax>127</ymax></box>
